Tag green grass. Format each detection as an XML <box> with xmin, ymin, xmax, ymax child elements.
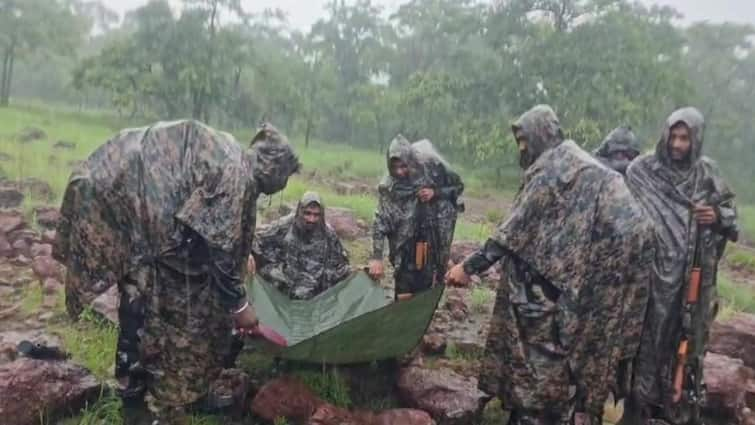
<box><xmin>52</xmin><ymin>306</ymin><xmax>119</xmax><ymax>380</ymax></box>
<box><xmin>20</xmin><ymin>282</ymin><xmax>44</xmax><ymax>314</ymax></box>
<box><xmin>292</xmin><ymin>368</ymin><xmax>352</xmax><ymax>408</ymax></box>
<box><xmin>718</xmin><ymin>275</ymin><xmax>755</xmax><ymax>318</ymax></box>
<box><xmin>725</xmin><ymin>244</ymin><xmax>755</xmax><ymax>271</ymax></box>
<box><xmin>739</xmin><ymin>205</ymin><xmax>755</xmax><ymax>244</ymax></box>
<box><xmin>471</xmin><ymin>287</ymin><xmax>495</xmax><ymax>314</ymax></box>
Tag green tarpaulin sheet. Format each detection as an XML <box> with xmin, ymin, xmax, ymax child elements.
<box><xmin>248</xmin><ymin>271</ymin><xmax>444</xmax><ymax>364</ymax></box>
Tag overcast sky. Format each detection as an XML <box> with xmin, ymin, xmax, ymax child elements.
<box><xmin>102</xmin><ymin>0</ymin><xmax>755</xmax><ymax>29</ymax></box>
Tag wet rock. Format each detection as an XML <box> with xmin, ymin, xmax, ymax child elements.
<box><xmin>423</xmin><ymin>333</ymin><xmax>447</xmax><ymax>355</ymax></box>
<box><xmin>327</xmin><ymin>207</ymin><xmax>368</xmax><ymax>241</ymax></box>
<box><xmin>0</xmin><ymin>210</ymin><xmax>25</xmax><ymax>234</ymax></box>
<box><xmin>41</xmin><ymin>230</ymin><xmax>56</xmax><ymax>245</ymax></box>
<box><xmin>43</xmin><ymin>278</ymin><xmax>61</xmax><ymax>295</ymax></box>
<box><xmin>32</xmin><ymin>255</ymin><xmax>64</xmax><ymax>282</ymax></box>
<box><xmin>21</xmin><ymin>178</ymin><xmax>54</xmax><ymax>202</ymax></box>
<box><xmin>0</xmin><ymin>235</ymin><xmax>12</xmax><ymax>257</ymax></box>
<box><xmin>31</xmin><ymin>243</ymin><xmax>53</xmax><ymax>259</ymax></box>
<box><xmin>251</xmin><ymin>376</ymin><xmax>324</xmax><ymax>423</ymax></box>
<box><xmin>398</xmin><ymin>365</ymin><xmax>487</xmax><ymax>424</ymax></box>
<box><xmin>710</xmin><ymin>313</ymin><xmax>755</xmax><ymax>369</ymax></box>
<box><xmin>34</xmin><ymin>207</ymin><xmax>60</xmax><ymax>229</ymax></box>
<box><xmin>17</xmin><ymin>127</ymin><xmax>47</xmax><ymax>143</ymax></box>
<box><xmin>10</xmin><ymin>255</ymin><xmax>31</xmax><ymax>267</ymax></box>
<box><xmin>0</xmin><ymin>358</ymin><xmax>101</xmax><ymax>425</ymax></box>
<box><xmin>53</xmin><ymin>140</ymin><xmax>76</xmax><ymax>150</ymax></box>
<box><xmin>444</xmin><ymin>290</ymin><xmax>469</xmax><ymax>321</ymax></box>
<box><xmin>703</xmin><ymin>353</ymin><xmax>754</xmax><ymax>421</ymax></box>
<box><xmin>0</xmin><ymin>186</ymin><xmax>24</xmax><ymax>209</ymax></box>
<box><xmin>254</xmin><ymin>376</ymin><xmax>435</xmax><ymax>425</ymax></box>
<box><xmin>12</xmin><ymin>239</ymin><xmax>30</xmax><ymax>258</ymax></box>
<box><xmin>91</xmin><ymin>286</ymin><xmax>119</xmax><ymax>324</ymax></box>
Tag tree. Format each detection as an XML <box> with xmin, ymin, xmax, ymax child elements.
<box><xmin>0</xmin><ymin>0</ymin><xmax>87</xmax><ymax>106</ymax></box>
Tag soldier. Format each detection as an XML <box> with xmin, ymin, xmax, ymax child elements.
<box><xmin>247</xmin><ymin>191</ymin><xmax>351</xmax><ymax>299</ymax></box>
<box><xmin>54</xmin><ymin>121</ymin><xmax>300</xmax><ymax>424</ymax></box>
<box><xmin>593</xmin><ymin>126</ymin><xmax>642</xmax><ymax>175</ymax></box>
<box><xmin>368</xmin><ymin>135</ymin><xmax>464</xmax><ymax>300</ymax></box>
<box><xmin>446</xmin><ymin>105</ymin><xmax>653</xmax><ymax>425</ymax></box>
<box><xmin>622</xmin><ymin>107</ymin><xmax>738</xmax><ymax>425</ymax></box>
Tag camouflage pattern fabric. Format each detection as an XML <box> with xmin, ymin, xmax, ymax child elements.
<box><xmin>372</xmin><ymin>135</ymin><xmax>463</xmax><ymax>296</ymax></box>
<box><xmin>593</xmin><ymin>126</ymin><xmax>642</xmax><ymax>175</ymax></box>
<box><xmin>464</xmin><ymin>105</ymin><xmax>653</xmax><ymax>424</ymax></box>
<box><xmin>252</xmin><ymin>191</ymin><xmax>351</xmax><ymax>300</ymax></box>
<box><xmin>625</xmin><ymin>107</ymin><xmax>738</xmax><ymax>424</ymax></box>
<box><xmin>54</xmin><ymin>120</ymin><xmax>299</xmax><ymax>423</ymax></box>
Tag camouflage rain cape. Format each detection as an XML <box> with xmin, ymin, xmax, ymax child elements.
<box><xmin>248</xmin><ymin>271</ymin><xmax>444</xmax><ymax>364</ymax></box>
<box><xmin>479</xmin><ymin>106</ymin><xmax>654</xmax><ymax>418</ymax></box>
<box><xmin>626</xmin><ymin>107</ymin><xmax>738</xmax><ymax>415</ymax></box>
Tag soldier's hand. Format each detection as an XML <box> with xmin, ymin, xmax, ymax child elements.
<box><xmin>445</xmin><ymin>263</ymin><xmax>470</xmax><ymax>286</ymax></box>
<box><xmin>694</xmin><ymin>204</ymin><xmax>717</xmax><ymax>225</ymax></box>
<box><xmin>418</xmin><ymin>187</ymin><xmax>435</xmax><ymax>203</ymax></box>
<box><xmin>233</xmin><ymin>303</ymin><xmax>258</xmax><ymax>331</ymax></box>
<box><xmin>368</xmin><ymin>259</ymin><xmax>384</xmax><ymax>281</ymax></box>
<box><xmin>247</xmin><ymin>255</ymin><xmax>256</xmax><ymax>276</ymax></box>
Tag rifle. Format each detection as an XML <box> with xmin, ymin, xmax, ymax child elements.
<box><xmin>671</xmin><ymin>219</ymin><xmax>704</xmax><ymax>419</ymax></box>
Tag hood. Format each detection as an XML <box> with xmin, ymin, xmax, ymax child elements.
<box><xmin>386</xmin><ymin>134</ymin><xmax>417</xmax><ymax>174</ymax></box>
<box><xmin>655</xmin><ymin>107</ymin><xmax>705</xmax><ymax>168</ymax></box>
<box><xmin>511</xmin><ymin>104</ymin><xmax>564</xmax><ymax>169</ymax></box>
<box><xmin>250</xmin><ymin>122</ymin><xmax>301</xmax><ymax>195</ymax></box>
<box><xmin>594</xmin><ymin>126</ymin><xmax>641</xmax><ymax>174</ymax></box>
<box><xmin>294</xmin><ymin>190</ymin><xmax>326</xmax><ymax>233</ymax></box>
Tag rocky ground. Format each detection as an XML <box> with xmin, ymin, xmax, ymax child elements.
<box><xmin>2</xmin><ymin>179</ymin><xmax>755</xmax><ymax>425</ymax></box>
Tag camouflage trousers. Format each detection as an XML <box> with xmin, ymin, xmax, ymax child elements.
<box><xmin>134</xmin><ymin>265</ymin><xmax>234</xmax><ymax>424</ymax></box>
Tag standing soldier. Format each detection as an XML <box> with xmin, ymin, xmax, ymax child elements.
<box><xmin>55</xmin><ymin>121</ymin><xmax>300</xmax><ymax>424</ymax></box>
<box><xmin>368</xmin><ymin>135</ymin><xmax>464</xmax><ymax>300</ymax></box>
<box><xmin>593</xmin><ymin>126</ymin><xmax>642</xmax><ymax>175</ymax></box>
<box><xmin>248</xmin><ymin>191</ymin><xmax>351</xmax><ymax>300</ymax></box>
<box><xmin>622</xmin><ymin>107</ymin><xmax>738</xmax><ymax>425</ymax></box>
<box><xmin>446</xmin><ymin>105</ymin><xmax>653</xmax><ymax>425</ymax></box>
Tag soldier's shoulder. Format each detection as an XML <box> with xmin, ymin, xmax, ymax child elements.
<box><xmin>698</xmin><ymin>155</ymin><xmax>721</xmax><ymax>171</ymax></box>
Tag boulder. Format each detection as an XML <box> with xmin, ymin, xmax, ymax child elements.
<box><xmin>17</xmin><ymin>127</ymin><xmax>47</xmax><ymax>143</ymax></box>
<box><xmin>11</xmin><ymin>239</ymin><xmax>30</xmax><ymax>258</ymax></box>
<box><xmin>0</xmin><ymin>358</ymin><xmax>101</xmax><ymax>425</ymax></box>
<box><xmin>43</xmin><ymin>278</ymin><xmax>61</xmax><ymax>295</ymax></box>
<box><xmin>32</xmin><ymin>256</ymin><xmax>64</xmax><ymax>282</ymax></box>
<box><xmin>0</xmin><ymin>235</ymin><xmax>12</xmax><ymax>258</ymax></box>
<box><xmin>422</xmin><ymin>333</ymin><xmax>447</xmax><ymax>355</ymax></box>
<box><xmin>710</xmin><ymin>313</ymin><xmax>755</xmax><ymax>369</ymax></box>
<box><xmin>41</xmin><ymin>230</ymin><xmax>56</xmax><ymax>245</ymax></box>
<box><xmin>34</xmin><ymin>207</ymin><xmax>60</xmax><ymax>229</ymax></box>
<box><xmin>91</xmin><ymin>286</ymin><xmax>119</xmax><ymax>324</ymax></box>
<box><xmin>0</xmin><ymin>186</ymin><xmax>24</xmax><ymax>209</ymax></box>
<box><xmin>398</xmin><ymin>365</ymin><xmax>487</xmax><ymax>425</ymax></box>
<box><xmin>252</xmin><ymin>376</ymin><xmax>435</xmax><ymax>425</ymax></box>
<box><xmin>703</xmin><ymin>353</ymin><xmax>754</xmax><ymax>421</ymax></box>
<box><xmin>251</xmin><ymin>376</ymin><xmax>325</xmax><ymax>422</ymax></box>
<box><xmin>444</xmin><ymin>290</ymin><xmax>469</xmax><ymax>321</ymax></box>
<box><xmin>327</xmin><ymin>207</ymin><xmax>368</xmax><ymax>241</ymax></box>
<box><xmin>10</xmin><ymin>255</ymin><xmax>31</xmax><ymax>267</ymax></box>
<box><xmin>0</xmin><ymin>210</ymin><xmax>25</xmax><ymax>234</ymax></box>
<box><xmin>30</xmin><ymin>243</ymin><xmax>53</xmax><ymax>258</ymax></box>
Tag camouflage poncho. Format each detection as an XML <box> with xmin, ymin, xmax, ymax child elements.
<box><xmin>252</xmin><ymin>191</ymin><xmax>351</xmax><ymax>300</ymax></box>
<box><xmin>372</xmin><ymin>135</ymin><xmax>463</xmax><ymax>294</ymax></box>
<box><xmin>465</xmin><ymin>105</ymin><xmax>653</xmax><ymax>420</ymax></box>
<box><xmin>593</xmin><ymin>126</ymin><xmax>642</xmax><ymax>175</ymax></box>
<box><xmin>54</xmin><ymin>120</ymin><xmax>299</xmax><ymax>416</ymax></box>
<box><xmin>626</xmin><ymin>107</ymin><xmax>738</xmax><ymax>418</ymax></box>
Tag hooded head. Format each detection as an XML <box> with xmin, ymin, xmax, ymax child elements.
<box><xmin>594</xmin><ymin>126</ymin><xmax>641</xmax><ymax>174</ymax></box>
<box><xmin>386</xmin><ymin>134</ymin><xmax>418</xmax><ymax>182</ymax></box>
<box><xmin>656</xmin><ymin>107</ymin><xmax>705</xmax><ymax>170</ymax></box>
<box><xmin>250</xmin><ymin>122</ymin><xmax>301</xmax><ymax>195</ymax></box>
<box><xmin>294</xmin><ymin>191</ymin><xmax>325</xmax><ymax>236</ymax></box>
<box><xmin>511</xmin><ymin>105</ymin><xmax>564</xmax><ymax>169</ymax></box>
